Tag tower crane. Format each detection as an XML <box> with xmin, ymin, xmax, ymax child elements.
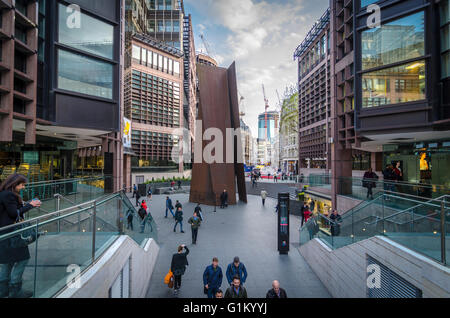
<box><xmin>262</xmin><ymin>84</ymin><xmax>270</xmax><ymax>141</ymax></box>
<box><xmin>199</xmin><ymin>33</ymin><xmax>214</xmax><ymax>58</ymax></box>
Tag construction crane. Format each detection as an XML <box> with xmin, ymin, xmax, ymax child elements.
<box><xmin>199</xmin><ymin>33</ymin><xmax>214</xmax><ymax>58</ymax></box>
<box><xmin>238</xmin><ymin>92</ymin><xmax>245</xmax><ymax>117</ymax></box>
<box><xmin>262</xmin><ymin>84</ymin><xmax>270</xmax><ymax>141</ymax></box>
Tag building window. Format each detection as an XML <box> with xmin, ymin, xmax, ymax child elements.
<box><xmin>362</xmin><ymin>60</ymin><xmax>426</xmax><ymax>108</ymax></box>
<box><xmin>58</xmin><ymin>3</ymin><xmax>114</xmax><ymax>59</ymax></box>
<box><xmin>441</xmin><ymin>0</ymin><xmax>450</xmax><ymax>78</ymax></box>
<box><xmin>360</xmin><ymin>0</ymin><xmax>379</xmax><ymax>9</ymax></box>
<box><xmin>132</xmin><ymin>45</ymin><xmax>141</xmax><ymax>61</ymax></box>
<box><xmin>148</xmin><ymin>20</ymin><xmax>155</xmax><ymax>32</ymax></box>
<box><xmin>173</xmin><ymin>20</ymin><xmax>180</xmax><ymax>32</ymax></box>
<box><xmin>157</xmin><ymin>20</ymin><xmax>164</xmax><ymax>32</ymax></box>
<box><xmin>165</xmin><ymin>0</ymin><xmax>172</xmax><ymax>10</ymax></box>
<box><xmin>165</xmin><ymin>20</ymin><xmax>172</xmax><ymax>32</ymax></box>
<box><xmin>58</xmin><ymin>49</ymin><xmax>113</xmax><ymax>99</ymax></box>
<box><xmin>158</xmin><ymin>0</ymin><xmax>164</xmax><ymax>10</ymax></box>
<box><xmin>361</xmin><ymin>11</ymin><xmax>425</xmax><ymax>71</ymax></box>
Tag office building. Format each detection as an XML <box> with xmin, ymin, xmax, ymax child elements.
<box><xmin>294</xmin><ymin>9</ymin><xmax>331</xmax><ymax>170</ymax></box>
<box><xmin>0</xmin><ymin>0</ymin><xmax>124</xmax><ymax>190</ymax></box>
<box><xmin>279</xmin><ymin>92</ymin><xmax>299</xmax><ymax>174</ymax></box>
<box><xmin>125</xmin><ymin>33</ymin><xmax>184</xmax><ymax>175</ymax></box>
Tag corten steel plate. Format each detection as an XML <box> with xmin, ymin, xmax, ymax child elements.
<box><xmin>227</xmin><ymin>62</ymin><xmax>247</xmax><ymax>204</ymax></box>
<box><xmin>189</xmin><ymin>62</ymin><xmax>247</xmax><ymax>206</ymax></box>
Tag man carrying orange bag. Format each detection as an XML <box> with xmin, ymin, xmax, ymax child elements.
<box><xmin>170</xmin><ymin>245</ymin><xmax>189</xmax><ymax>296</ymax></box>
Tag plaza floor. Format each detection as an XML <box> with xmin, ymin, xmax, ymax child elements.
<box><xmin>143</xmin><ymin>193</ymin><xmax>330</xmax><ymax>298</ymax></box>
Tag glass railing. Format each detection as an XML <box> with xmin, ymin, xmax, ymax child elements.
<box><xmin>300</xmin><ymin>193</ymin><xmax>449</xmax><ymax>266</ymax></box>
<box><xmin>0</xmin><ymin>190</ymin><xmax>158</xmax><ymax>298</ymax></box>
<box><xmin>21</xmin><ymin>177</ymin><xmax>111</xmax><ymax>218</ymax></box>
<box><xmin>337</xmin><ymin>176</ymin><xmax>450</xmax><ymax>201</ymax></box>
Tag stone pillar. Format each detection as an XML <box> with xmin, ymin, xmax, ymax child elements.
<box><xmin>371</xmin><ymin>152</ymin><xmax>383</xmax><ymax>173</ymax></box>
<box><xmin>331</xmin><ymin>146</ymin><xmax>353</xmax><ymax>210</ymax></box>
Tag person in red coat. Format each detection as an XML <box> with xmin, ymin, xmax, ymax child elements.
<box><xmin>141</xmin><ymin>200</ymin><xmax>148</xmax><ymax>212</ymax></box>
<box><xmin>303</xmin><ymin>207</ymin><xmax>312</xmax><ymax>223</ymax></box>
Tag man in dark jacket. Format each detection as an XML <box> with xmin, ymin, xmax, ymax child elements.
<box><xmin>175</xmin><ymin>200</ymin><xmax>182</xmax><ymax>211</ymax></box>
<box><xmin>226</xmin><ymin>257</ymin><xmax>248</xmax><ymax>285</ymax></box>
<box><xmin>363</xmin><ymin>168</ymin><xmax>378</xmax><ymax>200</ymax></box>
<box><xmin>173</xmin><ymin>207</ymin><xmax>184</xmax><ymax>233</ymax></box>
<box><xmin>330</xmin><ymin>209</ymin><xmax>342</xmax><ymax>236</ymax></box>
<box><xmin>187</xmin><ymin>212</ymin><xmax>201</xmax><ymax>244</ymax></box>
<box><xmin>135</xmin><ymin>190</ymin><xmax>141</xmax><ymax>207</ymax></box>
<box><xmin>165</xmin><ymin>196</ymin><xmax>174</xmax><ymax>218</ymax></box>
<box><xmin>0</xmin><ymin>174</ymin><xmax>41</xmax><ymax>298</ymax></box>
<box><xmin>170</xmin><ymin>245</ymin><xmax>189</xmax><ymax>294</ymax></box>
<box><xmin>266</xmin><ymin>280</ymin><xmax>287</xmax><ymax>298</ymax></box>
<box><xmin>220</xmin><ymin>190</ymin><xmax>228</xmax><ymax>209</ymax></box>
<box><xmin>203</xmin><ymin>257</ymin><xmax>223</xmax><ymax>298</ymax></box>
<box><xmin>225</xmin><ymin>276</ymin><xmax>248</xmax><ymax>298</ymax></box>
<box><xmin>383</xmin><ymin>164</ymin><xmax>396</xmax><ymax>196</ymax></box>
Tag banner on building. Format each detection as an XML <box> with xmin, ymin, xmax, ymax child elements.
<box><xmin>123</xmin><ymin>117</ymin><xmax>132</xmax><ymax>148</ymax></box>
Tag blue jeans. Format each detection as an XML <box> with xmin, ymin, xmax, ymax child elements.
<box><xmin>207</xmin><ymin>286</ymin><xmax>219</xmax><ymax>298</ymax></box>
<box><xmin>140</xmin><ymin>215</ymin><xmax>153</xmax><ymax>233</ymax></box>
<box><xmin>0</xmin><ymin>259</ymin><xmax>29</xmax><ymax>285</ymax></box>
<box><xmin>174</xmin><ymin>221</ymin><xmax>183</xmax><ymax>232</ymax></box>
<box><xmin>166</xmin><ymin>207</ymin><xmax>174</xmax><ymax>217</ymax></box>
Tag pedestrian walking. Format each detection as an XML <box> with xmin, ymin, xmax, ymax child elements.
<box><xmin>165</xmin><ymin>196</ymin><xmax>174</xmax><ymax>218</ymax></box>
<box><xmin>310</xmin><ymin>200</ymin><xmax>315</xmax><ymax>213</ymax></box>
<box><xmin>225</xmin><ymin>276</ymin><xmax>248</xmax><ymax>298</ymax></box>
<box><xmin>125</xmin><ymin>208</ymin><xmax>134</xmax><ymax>231</ymax></box>
<box><xmin>132</xmin><ymin>184</ymin><xmax>137</xmax><ymax>198</ymax></box>
<box><xmin>300</xmin><ymin>202</ymin><xmax>309</xmax><ymax>227</ymax></box>
<box><xmin>330</xmin><ymin>209</ymin><xmax>342</xmax><ymax>237</ymax></box>
<box><xmin>273</xmin><ymin>175</ymin><xmax>277</xmax><ymax>183</ymax></box>
<box><xmin>177</xmin><ymin>180</ymin><xmax>182</xmax><ymax>190</ymax></box>
<box><xmin>261</xmin><ymin>190</ymin><xmax>268</xmax><ymax>206</ymax></box>
<box><xmin>226</xmin><ymin>257</ymin><xmax>248</xmax><ymax>286</ymax></box>
<box><xmin>203</xmin><ymin>257</ymin><xmax>223</xmax><ymax>298</ymax></box>
<box><xmin>187</xmin><ymin>212</ymin><xmax>201</xmax><ymax>244</ymax></box>
<box><xmin>173</xmin><ymin>207</ymin><xmax>184</xmax><ymax>233</ymax></box>
<box><xmin>135</xmin><ymin>190</ymin><xmax>141</xmax><ymax>207</ymax></box>
<box><xmin>383</xmin><ymin>164</ymin><xmax>396</xmax><ymax>196</ymax></box>
<box><xmin>303</xmin><ymin>206</ymin><xmax>312</xmax><ymax>223</ymax></box>
<box><xmin>175</xmin><ymin>200</ymin><xmax>182</xmax><ymax>211</ymax></box>
<box><xmin>363</xmin><ymin>168</ymin><xmax>378</xmax><ymax>200</ymax></box>
<box><xmin>170</xmin><ymin>245</ymin><xmax>189</xmax><ymax>295</ymax></box>
<box><xmin>266</xmin><ymin>280</ymin><xmax>287</xmax><ymax>298</ymax></box>
<box><xmin>170</xmin><ymin>180</ymin><xmax>175</xmax><ymax>190</ymax></box>
<box><xmin>194</xmin><ymin>204</ymin><xmax>203</xmax><ymax>221</ymax></box>
<box><xmin>147</xmin><ymin>187</ymin><xmax>152</xmax><ymax>200</ymax></box>
<box><xmin>0</xmin><ymin>174</ymin><xmax>42</xmax><ymax>298</ymax></box>
<box><xmin>220</xmin><ymin>190</ymin><xmax>228</xmax><ymax>209</ymax></box>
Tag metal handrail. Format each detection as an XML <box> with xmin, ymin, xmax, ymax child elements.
<box><xmin>0</xmin><ymin>190</ymin><xmax>125</xmax><ymax>233</ymax></box>
<box><xmin>25</xmin><ymin>176</ymin><xmax>105</xmax><ymax>186</ymax></box>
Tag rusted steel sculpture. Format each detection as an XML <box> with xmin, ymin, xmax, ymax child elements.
<box><xmin>189</xmin><ymin>62</ymin><xmax>247</xmax><ymax>206</ymax></box>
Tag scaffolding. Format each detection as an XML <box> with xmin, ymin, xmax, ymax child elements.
<box><xmin>293</xmin><ymin>8</ymin><xmax>330</xmax><ymax>60</ymax></box>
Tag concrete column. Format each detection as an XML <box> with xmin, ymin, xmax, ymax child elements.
<box><xmin>371</xmin><ymin>152</ymin><xmax>383</xmax><ymax>172</ymax></box>
<box><xmin>331</xmin><ymin>146</ymin><xmax>353</xmax><ymax>210</ymax></box>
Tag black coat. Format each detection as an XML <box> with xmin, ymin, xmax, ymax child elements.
<box><xmin>220</xmin><ymin>192</ymin><xmax>228</xmax><ymax>202</ymax></box>
<box><xmin>0</xmin><ymin>191</ymin><xmax>33</xmax><ymax>264</ymax></box>
<box><xmin>266</xmin><ymin>288</ymin><xmax>287</xmax><ymax>298</ymax></box>
<box><xmin>171</xmin><ymin>246</ymin><xmax>189</xmax><ymax>276</ymax></box>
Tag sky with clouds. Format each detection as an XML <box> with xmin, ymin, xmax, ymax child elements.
<box><xmin>184</xmin><ymin>0</ymin><xmax>329</xmax><ymax>135</ymax></box>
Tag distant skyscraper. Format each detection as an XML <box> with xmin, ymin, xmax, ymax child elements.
<box><xmin>258</xmin><ymin>111</ymin><xmax>279</xmax><ymax>142</ymax></box>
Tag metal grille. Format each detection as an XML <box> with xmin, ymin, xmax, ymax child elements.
<box><xmin>367</xmin><ymin>256</ymin><xmax>422</xmax><ymax>298</ymax></box>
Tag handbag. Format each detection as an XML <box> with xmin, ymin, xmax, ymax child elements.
<box><xmin>10</xmin><ymin>212</ymin><xmax>39</xmax><ymax>248</ymax></box>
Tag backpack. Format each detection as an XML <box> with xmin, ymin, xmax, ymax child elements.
<box><xmin>138</xmin><ymin>208</ymin><xmax>146</xmax><ymax>220</ymax></box>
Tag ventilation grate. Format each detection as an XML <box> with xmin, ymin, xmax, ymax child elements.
<box><xmin>367</xmin><ymin>256</ymin><xmax>422</xmax><ymax>298</ymax></box>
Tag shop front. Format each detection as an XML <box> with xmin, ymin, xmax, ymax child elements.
<box><xmin>0</xmin><ymin>132</ymin><xmax>80</xmax><ymax>183</ymax></box>
<box><xmin>383</xmin><ymin>141</ymin><xmax>450</xmax><ymax>190</ymax></box>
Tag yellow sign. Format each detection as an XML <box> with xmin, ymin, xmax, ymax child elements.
<box><xmin>123</xmin><ymin>117</ymin><xmax>131</xmax><ymax>148</ymax></box>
